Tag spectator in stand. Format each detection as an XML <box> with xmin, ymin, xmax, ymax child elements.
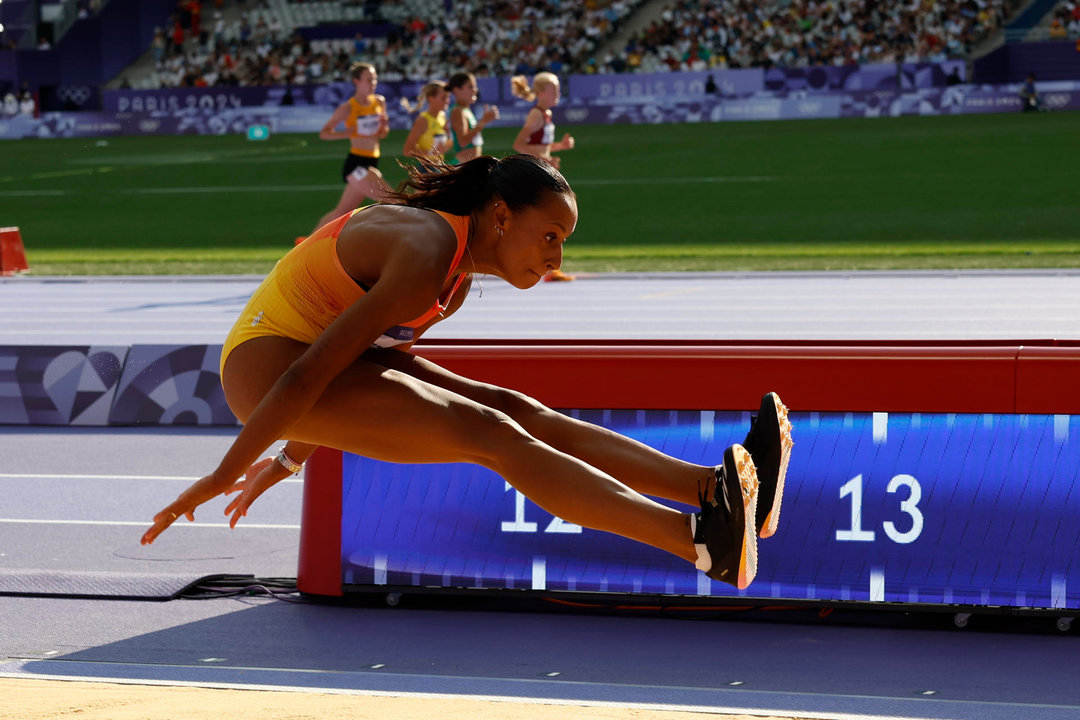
<box><xmin>18</xmin><ymin>90</ymin><xmax>36</xmax><ymax>117</ymax></box>
<box><xmin>212</xmin><ymin>11</ymin><xmax>226</xmax><ymax>47</ymax></box>
<box><xmin>190</xmin><ymin>0</ymin><xmax>203</xmax><ymax>45</ymax></box>
<box><xmin>152</xmin><ymin>27</ymin><xmax>168</xmax><ymax>67</ymax></box>
<box><xmin>2</xmin><ymin>93</ymin><xmax>19</xmax><ymax>116</ymax></box>
<box><xmin>313</xmin><ymin>62</ymin><xmax>393</xmax><ymax>232</ymax></box>
<box><xmin>402</xmin><ymin>81</ymin><xmax>451</xmax><ymax>169</ymax></box>
<box><xmin>171</xmin><ymin>14</ymin><xmax>185</xmax><ymax>51</ymax></box>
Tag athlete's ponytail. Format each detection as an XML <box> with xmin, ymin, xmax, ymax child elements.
<box><xmin>510</xmin><ymin>72</ymin><xmax>560</xmax><ymax>103</ymax></box>
<box><xmin>510</xmin><ymin>75</ymin><xmax>535</xmax><ymax>102</ymax></box>
<box><xmin>385</xmin><ymin>154</ymin><xmax>573</xmax><ymax>216</ymax></box>
<box><xmin>401</xmin><ymin>81</ymin><xmax>447</xmax><ymax>113</ymax></box>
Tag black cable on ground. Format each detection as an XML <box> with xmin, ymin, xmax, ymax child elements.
<box><xmin>180</xmin><ymin>575</ymin><xmax>306</xmax><ymax>602</ymax></box>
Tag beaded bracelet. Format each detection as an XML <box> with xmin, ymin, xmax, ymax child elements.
<box><xmin>275</xmin><ymin>447</ymin><xmax>303</xmax><ymax>474</ymax></box>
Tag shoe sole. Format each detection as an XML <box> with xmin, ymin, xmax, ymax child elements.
<box><xmin>757</xmin><ymin>393</ymin><xmax>794</xmax><ymax>539</ymax></box>
<box><xmin>728</xmin><ymin>444</ymin><xmax>760</xmax><ymax>589</ymax></box>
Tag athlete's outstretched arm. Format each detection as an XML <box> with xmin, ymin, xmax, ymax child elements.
<box><xmin>318</xmin><ymin>102</ymin><xmax>352</xmax><ymax>141</ymax></box>
<box><xmin>402</xmin><ymin>115</ymin><xmax>429</xmax><ymax>158</ymax></box>
<box><xmin>142</xmin><ymin>214</ymin><xmax>457</xmax><ymax>544</ymax></box>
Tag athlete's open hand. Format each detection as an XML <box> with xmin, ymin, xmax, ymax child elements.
<box><xmin>141</xmin><ymin>472</ymin><xmax>230</xmax><ymax>545</ymax></box>
<box><xmin>224</xmin><ymin>456</ymin><xmax>289</xmax><ymax>529</ymax></box>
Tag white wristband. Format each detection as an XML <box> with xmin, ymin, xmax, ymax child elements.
<box><xmin>275</xmin><ymin>448</ymin><xmax>303</xmax><ymax>474</ymax></box>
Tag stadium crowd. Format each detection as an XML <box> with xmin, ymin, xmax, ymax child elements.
<box><xmin>600</xmin><ymin>0</ymin><xmax>1019</xmax><ymax>74</ymax></box>
<box><xmin>1046</xmin><ymin>0</ymin><xmax>1080</xmax><ymax>39</ymax></box>
<box><xmin>140</xmin><ymin>0</ymin><xmax>1022</xmax><ymax>89</ymax></box>
<box><xmin>143</xmin><ymin>0</ymin><xmax>642</xmax><ymax>88</ymax></box>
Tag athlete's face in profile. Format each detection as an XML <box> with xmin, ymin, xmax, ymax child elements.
<box><xmin>497</xmin><ymin>192</ymin><xmax>577</xmax><ymax>289</ymax></box>
<box><xmin>538</xmin><ymin>81</ymin><xmax>561</xmax><ymax>107</ymax></box>
<box><xmin>429</xmin><ymin>88</ymin><xmax>450</xmax><ymax>113</ymax></box>
<box><xmin>453</xmin><ymin>78</ymin><xmax>478</xmax><ymax>106</ymax></box>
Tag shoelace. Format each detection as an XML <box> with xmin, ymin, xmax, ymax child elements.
<box><xmin>698</xmin><ymin>466</ymin><xmax>720</xmax><ymax>508</ymax></box>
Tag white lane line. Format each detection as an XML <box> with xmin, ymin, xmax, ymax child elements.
<box><xmin>573</xmin><ymin>175</ymin><xmax>775</xmax><ymax>186</ymax></box>
<box><xmin>640</xmin><ymin>287</ymin><xmax>704</xmax><ymax>299</ymax></box>
<box><xmin>127</xmin><ymin>185</ymin><xmax>341</xmax><ymax>194</ymax></box>
<box><xmin>0</xmin><ymin>519</ymin><xmax>299</xmax><ymax>529</ymax></box>
<box><xmin>2</xmin><ymin>177</ymin><xmax>775</xmax><ymax>197</ymax></box>
<box><xmin>0</xmin><ymin>473</ymin><xmax>301</xmax><ymax>483</ymax></box>
<box><xmin>0</xmin><ymin>190</ymin><xmax>68</xmax><ymax>197</ymax></box>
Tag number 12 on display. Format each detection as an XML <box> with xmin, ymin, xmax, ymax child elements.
<box><xmin>836</xmin><ymin>474</ymin><xmax>924</xmax><ymax>544</ymax></box>
<box><xmin>502</xmin><ymin>482</ymin><xmax>583</xmax><ymax>534</ymax></box>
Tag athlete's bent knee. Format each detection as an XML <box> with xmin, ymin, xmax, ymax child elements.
<box><xmin>456</xmin><ymin>404</ymin><xmax>535</xmax><ymax>467</ymax></box>
<box><xmin>485</xmin><ymin>386</ymin><xmax>545</xmax><ymax>420</ymax></box>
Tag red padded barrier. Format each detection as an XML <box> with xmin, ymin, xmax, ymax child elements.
<box><xmin>297</xmin><ymin>446</ymin><xmax>343</xmax><ymax>595</ymax></box>
<box><xmin>413</xmin><ymin>344</ymin><xmax>1022</xmax><ymax>413</ymax></box>
<box><xmin>1016</xmin><ymin>346</ymin><xmax>1080</xmax><ymax>413</ymax></box>
<box><xmin>297</xmin><ymin>339</ymin><xmax>1080</xmax><ymax>594</ymax></box>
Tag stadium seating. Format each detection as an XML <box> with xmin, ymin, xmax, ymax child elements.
<box><xmin>117</xmin><ymin>0</ymin><xmax>1034</xmax><ymax>89</ymax></box>
<box><xmin>607</xmin><ymin>0</ymin><xmax>1018</xmax><ymax>74</ymax></box>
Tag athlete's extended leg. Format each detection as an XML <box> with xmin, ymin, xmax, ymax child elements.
<box><xmin>223</xmin><ymin>337</ymin><xmax>698</xmax><ymax>563</ymax></box>
<box><xmin>362</xmin><ymin>348</ymin><xmax>713</xmax><ymax>506</ymax></box>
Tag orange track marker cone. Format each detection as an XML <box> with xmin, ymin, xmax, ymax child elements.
<box><xmin>0</xmin><ymin>227</ymin><xmax>29</xmax><ymax>276</ymax></box>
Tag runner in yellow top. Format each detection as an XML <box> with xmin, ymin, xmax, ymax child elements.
<box><xmin>401</xmin><ymin>81</ymin><xmax>451</xmax><ymax>169</ymax></box>
<box><xmin>314</xmin><ymin>63</ymin><xmax>392</xmax><ymax>232</ymax></box>
<box><xmin>141</xmin><ymin>154</ymin><xmax>794</xmax><ymax>592</ymax></box>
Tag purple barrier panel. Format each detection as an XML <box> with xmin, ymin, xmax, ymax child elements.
<box><xmin>100</xmin><ymin>64</ymin><xmax>971</xmax><ymax>116</ymax></box>
<box><xmin>0</xmin><ymin>346</ymin><xmax>127</xmax><ymax>426</ymax></box>
<box><xmin>6</xmin><ymin>82</ymin><xmax>1078</xmax><ymax>139</ymax></box>
<box><xmin>108</xmin><ymin>345</ymin><xmax>237</xmax><ymax>426</ymax></box>
<box><xmin>567</xmin><ymin>69</ymin><xmax>763</xmax><ymax>102</ymax></box>
<box><xmin>838</xmin><ymin>84</ymin><xmax>1080</xmax><ymax>118</ymax></box>
<box><xmin>0</xmin><ymin>113</ymin><xmax>43</xmax><ymax>139</ymax></box>
<box><xmin>103</xmin><ymin>77</ymin><xmax>499</xmax><ymax>114</ymax></box>
<box><xmin>765</xmin><ymin>62</ymin><xmax>966</xmax><ymax>93</ymax></box>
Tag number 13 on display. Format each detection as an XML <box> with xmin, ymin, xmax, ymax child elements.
<box><xmin>836</xmin><ymin>474</ymin><xmax>924</xmax><ymax>544</ymax></box>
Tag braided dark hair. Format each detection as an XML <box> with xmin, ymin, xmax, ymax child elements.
<box><xmin>385</xmin><ymin>154</ymin><xmax>573</xmax><ymax>216</ymax></box>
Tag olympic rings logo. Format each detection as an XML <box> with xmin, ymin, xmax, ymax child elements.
<box><xmin>56</xmin><ymin>85</ymin><xmax>92</xmax><ymax>106</ymax></box>
<box><xmin>1043</xmin><ymin>93</ymin><xmax>1071</xmax><ymax>109</ymax></box>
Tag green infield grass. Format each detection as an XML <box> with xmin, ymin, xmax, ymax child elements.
<box><xmin>1</xmin><ymin>111</ymin><xmax>1076</xmax><ymax>275</ymax></box>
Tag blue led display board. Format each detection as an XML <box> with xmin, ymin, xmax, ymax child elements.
<box><xmin>339</xmin><ymin>410</ymin><xmax>1079</xmax><ymax>610</ymax></box>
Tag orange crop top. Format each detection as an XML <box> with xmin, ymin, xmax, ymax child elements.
<box><xmin>220</xmin><ymin>207</ymin><xmax>470</xmax><ymax>375</ymax></box>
